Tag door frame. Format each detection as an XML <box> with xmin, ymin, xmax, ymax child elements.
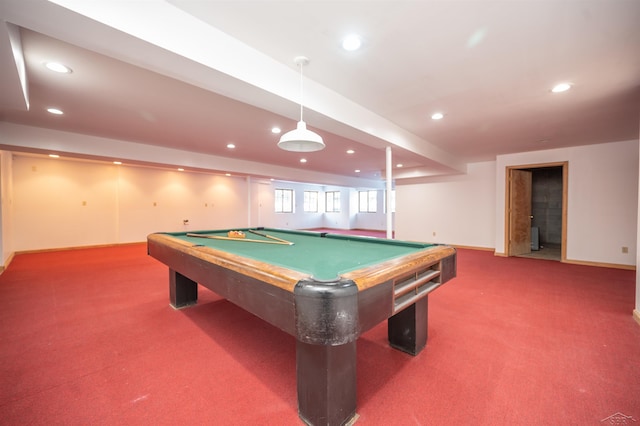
<box><xmin>504</xmin><ymin>161</ymin><xmax>568</xmax><ymax>261</ymax></box>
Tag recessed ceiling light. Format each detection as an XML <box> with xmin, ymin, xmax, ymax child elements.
<box><xmin>271</xmin><ymin>127</ymin><xmax>281</xmax><ymax>134</ymax></box>
<box><xmin>431</xmin><ymin>112</ymin><xmax>444</xmax><ymax>120</ymax></box>
<box><xmin>346</xmin><ymin>149</ymin><xmax>355</xmax><ymax>154</ymax></box>
<box><xmin>342</xmin><ymin>34</ymin><xmax>362</xmax><ymax>51</ymax></box>
<box><xmin>45</xmin><ymin>62</ymin><xmax>72</xmax><ymax>74</ymax></box>
<box><xmin>113</xmin><ymin>161</ymin><xmax>122</xmax><ymax>165</ymax></box>
<box><xmin>355</xmin><ymin>169</ymin><xmax>360</xmax><ymax>173</ymax></box>
<box><xmin>49</xmin><ymin>154</ymin><xmax>60</xmax><ymax>158</ymax></box>
<box><xmin>551</xmin><ymin>82</ymin><xmax>572</xmax><ymax>93</ymax></box>
<box><xmin>47</xmin><ymin>107</ymin><xmax>64</xmax><ymax>115</ymax></box>
<box><xmin>397</xmin><ymin>164</ymin><xmax>403</xmax><ymax>168</ymax></box>
<box><xmin>177</xmin><ymin>168</ymin><xmax>184</xmax><ymax>172</ymax></box>
<box><xmin>300</xmin><ymin>158</ymin><xmax>307</xmax><ymax>163</ymax></box>
<box><xmin>225</xmin><ymin>173</ymin><xmax>231</xmax><ymax>176</ymax></box>
<box><xmin>227</xmin><ymin>143</ymin><xmax>236</xmax><ymax>149</ymax></box>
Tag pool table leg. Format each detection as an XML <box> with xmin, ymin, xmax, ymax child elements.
<box><xmin>388</xmin><ymin>295</ymin><xmax>428</xmax><ymax>355</ymax></box>
<box><xmin>169</xmin><ymin>269</ymin><xmax>198</xmax><ymax>308</ymax></box>
<box><xmin>296</xmin><ymin>340</ymin><xmax>357</xmax><ymax>426</ymax></box>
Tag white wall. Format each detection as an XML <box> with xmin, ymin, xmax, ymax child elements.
<box><xmin>0</xmin><ymin>151</ymin><xmax>14</xmax><ymax>265</ymax></box>
<box><xmin>268</xmin><ymin>181</ymin><xmax>325</xmax><ymax>230</ymax></box>
<box><xmin>14</xmin><ymin>156</ymin><xmax>119</xmax><ymax>250</ymax></box>
<box><xmin>319</xmin><ymin>185</ymin><xmax>352</xmax><ymax>230</ymax></box>
<box><xmin>250</xmin><ymin>179</ymin><xmax>274</xmax><ymax>228</ymax></box>
<box><xmin>262</xmin><ymin>184</ymin><xmax>391</xmax><ymax>232</ymax></box>
<box><xmin>6</xmin><ymin>138</ymin><xmax>638</xmax><ymax>270</ymax></box>
<box><xmin>395</xmin><ymin>161</ymin><xmax>496</xmax><ymax>247</ymax></box>
<box><xmin>11</xmin><ymin>155</ymin><xmax>249</xmax><ymax>251</ymax></box>
<box><xmin>395</xmin><ymin>141</ymin><xmax>639</xmax><ymax>268</ymax></box>
<box><xmin>115</xmin><ymin>166</ymin><xmax>248</xmax><ymax>242</ymax></box>
<box><xmin>495</xmin><ymin>140</ymin><xmax>638</xmax><ymax>266</ymax></box>
<box><xmin>8</xmin><ymin>154</ymin><xmax>389</xmax><ymax>253</ymax></box>
<box><xmin>636</xmin><ymin>117</ymin><xmax>640</xmax><ymax>319</ymax></box>
<box><xmin>352</xmin><ymin>188</ymin><xmax>393</xmax><ymax>231</ymax></box>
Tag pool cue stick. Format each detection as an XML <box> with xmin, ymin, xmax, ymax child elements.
<box><xmin>248</xmin><ymin>229</ymin><xmax>295</xmax><ymax>245</ymax></box>
<box><xmin>186</xmin><ymin>233</ymin><xmax>290</xmax><ymax>245</ymax></box>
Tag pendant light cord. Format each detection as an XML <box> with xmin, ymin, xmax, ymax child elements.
<box><xmin>299</xmin><ymin>61</ymin><xmax>304</xmax><ymax>122</ymax></box>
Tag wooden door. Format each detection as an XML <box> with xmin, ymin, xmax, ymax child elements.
<box><xmin>509</xmin><ymin>169</ymin><xmax>532</xmax><ymax>256</ymax></box>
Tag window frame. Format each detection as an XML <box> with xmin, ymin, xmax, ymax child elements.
<box><xmin>358</xmin><ymin>190</ymin><xmax>378</xmax><ymax>213</ymax></box>
<box><xmin>325</xmin><ymin>191</ymin><xmax>341</xmax><ymax>213</ymax></box>
<box><xmin>275</xmin><ymin>188</ymin><xmax>294</xmax><ymax>213</ymax></box>
<box><xmin>303</xmin><ymin>190</ymin><xmax>319</xmax><ymax>213</ymax></box>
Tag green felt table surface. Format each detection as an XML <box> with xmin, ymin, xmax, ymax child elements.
<box><xmin>165</xmin><ymin>228</ymin><xmax>437</xmax><ymax>281</ymax></box>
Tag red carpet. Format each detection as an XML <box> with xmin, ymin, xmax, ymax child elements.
<box><xmin>1</xmin><ymin>243</ymin><xmax>638</xmax><ymax>425</ymax></box>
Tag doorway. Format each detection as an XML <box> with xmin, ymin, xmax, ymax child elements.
<box><xmin>506</xmin><ymin>162</ymin><xmax>567</xmax><ymax>261</ymax></box>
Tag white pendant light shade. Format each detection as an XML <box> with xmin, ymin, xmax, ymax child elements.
<box><xmin>278</xmin><ymin>121</ymin><xmax>325</xmax><ymax>152</ymax></box>
<box><xmin>278</xmin><ymin>56</ymin><xmax>326</xmax><ymax>152</ymax></box>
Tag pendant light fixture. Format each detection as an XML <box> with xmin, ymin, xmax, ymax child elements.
<box><xmin>278</xmin><ymin>56</ymin><xmax>325</xmax><ymax>152</ymax></box>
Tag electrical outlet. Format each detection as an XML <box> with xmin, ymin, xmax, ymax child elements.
<box><xmin>622</xmin><ymin>246</ymin><xmax>629</xmax><ymax>254</ymax></box>
<box><xmin>432</xmin><ymin>231</ymin><xmax>436</xmax><ymax>237</ymax></box>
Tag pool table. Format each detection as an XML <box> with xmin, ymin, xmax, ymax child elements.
<box><xmin>147</xmin><ymin>228</ymin><xmax>456</xmax><ymax>425</ymax></box>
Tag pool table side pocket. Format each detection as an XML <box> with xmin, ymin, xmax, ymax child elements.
<box><xmin>343</xmin><ymin>245</ymin><xmax>456</xmax><ymax>291</ymax></box>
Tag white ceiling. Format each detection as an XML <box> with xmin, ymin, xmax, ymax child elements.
<box><xmin>1</xmin><ymin>0</ymin><xmax>639</xmax><ymax>186</ymax></box>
